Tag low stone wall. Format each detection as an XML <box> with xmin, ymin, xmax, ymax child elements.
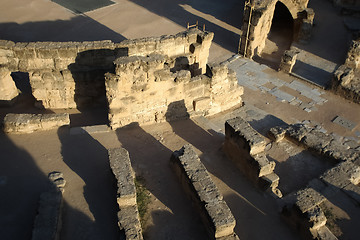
<box><xmin>269</xmin><ymin>123</ymin><xmax>359</xmax><ymax>163</ymax></box>
<box><xmin>269</xmin><ymin>123</ymin><xmax>360</xmax><ymax>239</ymax></box>
<box><xmin>3</xmin><ymin>113</ymin><xmax>70</xmax><ymax>133</ymax></box>
<box><xmin>32</xmin><ymin>172</ymin><xmax>66</xmax><ymax>240</ymax></box>
<box><xmin>331</xmin><ymin>40</ymin><xmax>360</xmax><ymax>104</ymax></box>
<box><xmin>223</xmin><ymin>117</ymin><xmax>281</xmax><ymax>197</ymax></box>
<box><xmin>105</xmin><ymin>58</ymin><xmax>243</xmax><ymax>129</ymax></box>
<box><xmin>108</xmin><ymin>148</ymin><xmax>143</xmax><ymax>240</ymax></box>
<box><xmin>0</xmin><ymin>29</ymin><xmax>213</xmax><ymax>109</ymax></box>
<box><xmin>171</xmin><ymin>144</ymin><xmax>239</xmax><ymax>240</ymax></box>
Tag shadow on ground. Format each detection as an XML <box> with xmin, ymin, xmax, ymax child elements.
<box><xmin>57</xmin><ymin>127</ymin><xmax>120</xmax><ymax>240</ymax></box>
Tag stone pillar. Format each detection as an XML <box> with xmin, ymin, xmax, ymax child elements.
<box><xmin>0</xmin><ymin>67</ymin><xmax>19</xmax><ymax>105</ymax></box>
<box><xmin>278</xmin><ymin>47</ymin><xmax>300</xmax><ymax>73</ymax></box>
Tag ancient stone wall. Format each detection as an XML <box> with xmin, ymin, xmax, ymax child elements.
<box><xmin>331</xmin><ymin>40</ymin><xmax>360</xmax><ymax>104</ymax></box>
<box><xmin>223</xmin><ymin>117</ymin><xmax>282</xmax><ymax>197</ymax></box>
<box><xmin>269</xmin><ymin>123</ymin><xmax>360</xmax><ymax>239</ymax></box>
<box><xmin>0</xmin><ymin>29</ymin><xmax>213</xmax><ymax>109</ymax></box>
<box><xmin>239</xmin><ymin>0</ymin><xmax>310</xmax><ymax>58</ymax></box>
<box><xmin>108</xmin><ymin>148</ymin><xmax>143</xmax><ymax>240</ymax></box>
<box><xmin>105</xmin><ymin>57</ymin><xmax>243</xmax><ymax>129</ymax></box>
<box><xmin>171</xmin><ymin>144</ymin><xmax>239</xmax><ymax>240</ymax></box>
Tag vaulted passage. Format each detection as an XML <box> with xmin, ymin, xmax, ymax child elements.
<box><xmin>256</xmin><ymin>2</ymin><xmax>294</xmax><ymax>69</ymax></box>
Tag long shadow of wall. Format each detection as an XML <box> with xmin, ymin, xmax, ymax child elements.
<box><xmin>0</xmin><ymin>131</ymin><xmax>97</xmax><ymax>240</ymax></box>
<box><xmin>115</xmin><ymin>122</ymin><xmax>208</xmax><ymax>239</ymax></box>
<box><xmin>0</xmin><ymin>15</ymin><xmax>126</xmax><ymax>42</ymax></box>
<box><xmin>57</xmin><ymin>128</ymin><xmax>120</xmax><ymax>240</ymax></box>
<box><xmin>129</xmin><ymin>0</ymin><xmax>244</xmax><ymax>53</ymax></box>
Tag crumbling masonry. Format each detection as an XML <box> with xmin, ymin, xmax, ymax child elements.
<box><xmin>0</xmin><ymin>29</ymin><xmax>243</xmax><ymax>129</ymax></box>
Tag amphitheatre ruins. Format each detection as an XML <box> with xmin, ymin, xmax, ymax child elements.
<box><xmin>0</xmin><ymin>0</ymin><xmax>360</xmax><ymax>239</ymax></box>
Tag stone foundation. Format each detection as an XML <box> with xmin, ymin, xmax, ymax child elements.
<box><xmin>223</xmin><ymin>117</ymin><xmax>282</xmax><ymax>197</ymax></box>
<box><xmin>269</xmin><ymin>123</ymin><xmax>360</xmax><ymax>239</ymax></box>
<box><xmin>108</xmin><ymin>148</ymin><xmax>143</xmax><ymax>240</ymax></box>
<box><xmin>3</xmin><ymin>113</ymin><xmax>70</xmax><ymax>133</ymax></box>
<box><xmin>171</xmin><ymin>144</ymin><xmax>238</xmax><ymax>240</ymax></box>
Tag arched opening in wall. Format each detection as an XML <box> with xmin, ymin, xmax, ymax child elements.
<box><xmin>255</xmin><ymin>1</ymin><xmax>294</xmax><ymax>69</ymax></box>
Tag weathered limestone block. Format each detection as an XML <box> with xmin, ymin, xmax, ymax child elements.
<box><xmin>295</xmin><ymin>188</ymin><xmax>326</xmax><ymax>213</ymax></box>
<box><xmin>285</xmin><ymin>123</ymin><xmax>312</xmax><ymax>143</ymax></box>
<box><xmin>278</xmin><ymin>47</ymin><xmax>300</xmax><ymax>73</ymax></box>
<box><xmin>0</xmin><ymin>40</ymin><xmax>15</xmax><ymax>65</ymax></box>
<box><xmin>0</xmin><ymin>67</ymin><xmax>19</xmax><ymax>104</ymax></box>
<box><xmin>268</xmin><ymin>125</ymin><xmax>287</xmax><ymax>142</ymax></box>
<box><xmin>117</xmin><ymin>205</ymin><xmax>143</xmax><ymax>240</ymax></box>
<box><xmin>29</xmin><ymin>70</ymin><xmax>76</xmax><ymax>109</ymax></box>
<box><xmin>316</xmin><ymin>226</ymin><xmax>338</xmax><ymax>240</ymax></box>
<box><xmin>320</xmin><ymin>161</ymin><xmax>360</xmax><ymax>189</ymax></box>
<box><xmin>108</xmin><ymin>148</ymin><xmax>143</xmax><ymax>240</ymax></box>
<box><xmin>345</xmin><ymin>40</ymin><xmax>360</xmax><ymax>69</ymax></box>
<box><xmin>3</xmin><ymin>113</ymin><xmax>70</xmax><ymax>133</ymax></box>
<box><xmin>225</xmin><ymin>117</ymin><xmax>266</xmax><ymax>155</ymax></box>
<box><xmin>171</xmin><ymin>144</ymin><xmax>238</xmax><ymax>239</ymax></box>
<box><xmin>108</xmin><ymin>148</ymin><xmax>137</xmax><ymax>207</ymax></box>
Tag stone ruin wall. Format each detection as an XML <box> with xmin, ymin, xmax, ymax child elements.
<box><xmin>240</xmin><ymin>0</ymin><xmax>310</xmax><ymax>58</ymax></box>
<box><xmin>105</xmin><ymin>56</ymin><xmax>243</xmax><ymax>128</ymax></box>
<box><xmin>332</xmin><ymin>39</ymin><xmax>360</xmax><ymax>104</ymax></box>
<box><xmin>0</xmin><ymin>29</ymin><xmax>212</xmax><ymax>109</ymax></box>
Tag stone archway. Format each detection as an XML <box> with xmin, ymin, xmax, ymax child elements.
<box><xmin>239</xmin><ymin>0</ymin><xmax>309</xmax><ymax>60</ymax></box>
<box><xmin>255</xmin><ymin>1</ymin><xmax>294</xmax><ymax>68</ymax></box>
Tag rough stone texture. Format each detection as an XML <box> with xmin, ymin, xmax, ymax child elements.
<box><xmin>224</xmin><ymin>117</ymin><xmax>281</xmax><ymax>196</ymax></box>
<box><xmin>332</xmin><ymin>40</ymin><xmax>360</xmax><ymax>104</ymax></box>
<box><xmin>316</xmin><ymin>226</ymin><xmax>338</xmax><ymax>240</ymax></box>
<box><xmin>3</xmin><ymin>113</ymin><xmax>70</xmax><ymax>133</ymax></box>
<box><xmin>171</xmin><ymin>144</ymin><xmax>238</xmax><ymax>240</ymax></box>
<box><xmin>0</xmin><ymin>67</ymin><xmax>19</xmax><ymax>105</ymax></box>
<box><xmin>105</xmin><ymin>58</ymin><xmax>243</xmax><ymax>129</ymax></box>
<box><xmin>279</xmin><ymin>47</ymin><xmax>300</xmax><ymax>73</ymax></box>
<box><xmin>108</xmin><ymin>148</ymin><xmax>143</xmax><ymax>240</ymax></box>
<box><xmin>239</xmin><ymin>0</ymin><xmax>309</xmax><ymax>57</ymax></box>
<box><xmin>0</xmin><ymin>29</ymin><xmax>213</xmax><ymax>109</ymax></box>
<box><xmin>32</xmin><ymin>172</ymin><xmax>65</xmax><ymax>240</ymax></box>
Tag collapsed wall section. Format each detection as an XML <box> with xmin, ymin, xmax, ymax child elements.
<box><xmin>105</xmin><ymin>57</ymin><xmax>243</xmax><ymax>129</ymax></box>
<box><xmin>0</xmin><ymin>29</ymin><xmax>213</xmax><ymax>109</ymax></box>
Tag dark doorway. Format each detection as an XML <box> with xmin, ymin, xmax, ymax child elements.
<box><xmin>254</xmin><ymin>2</ymin><xmax>294</xmax><ymax>69</ymax></box>
<box><xmin>10</xmin><ymin>72</ymin><xmax>37</xmax><ymax>108</ymax></box>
